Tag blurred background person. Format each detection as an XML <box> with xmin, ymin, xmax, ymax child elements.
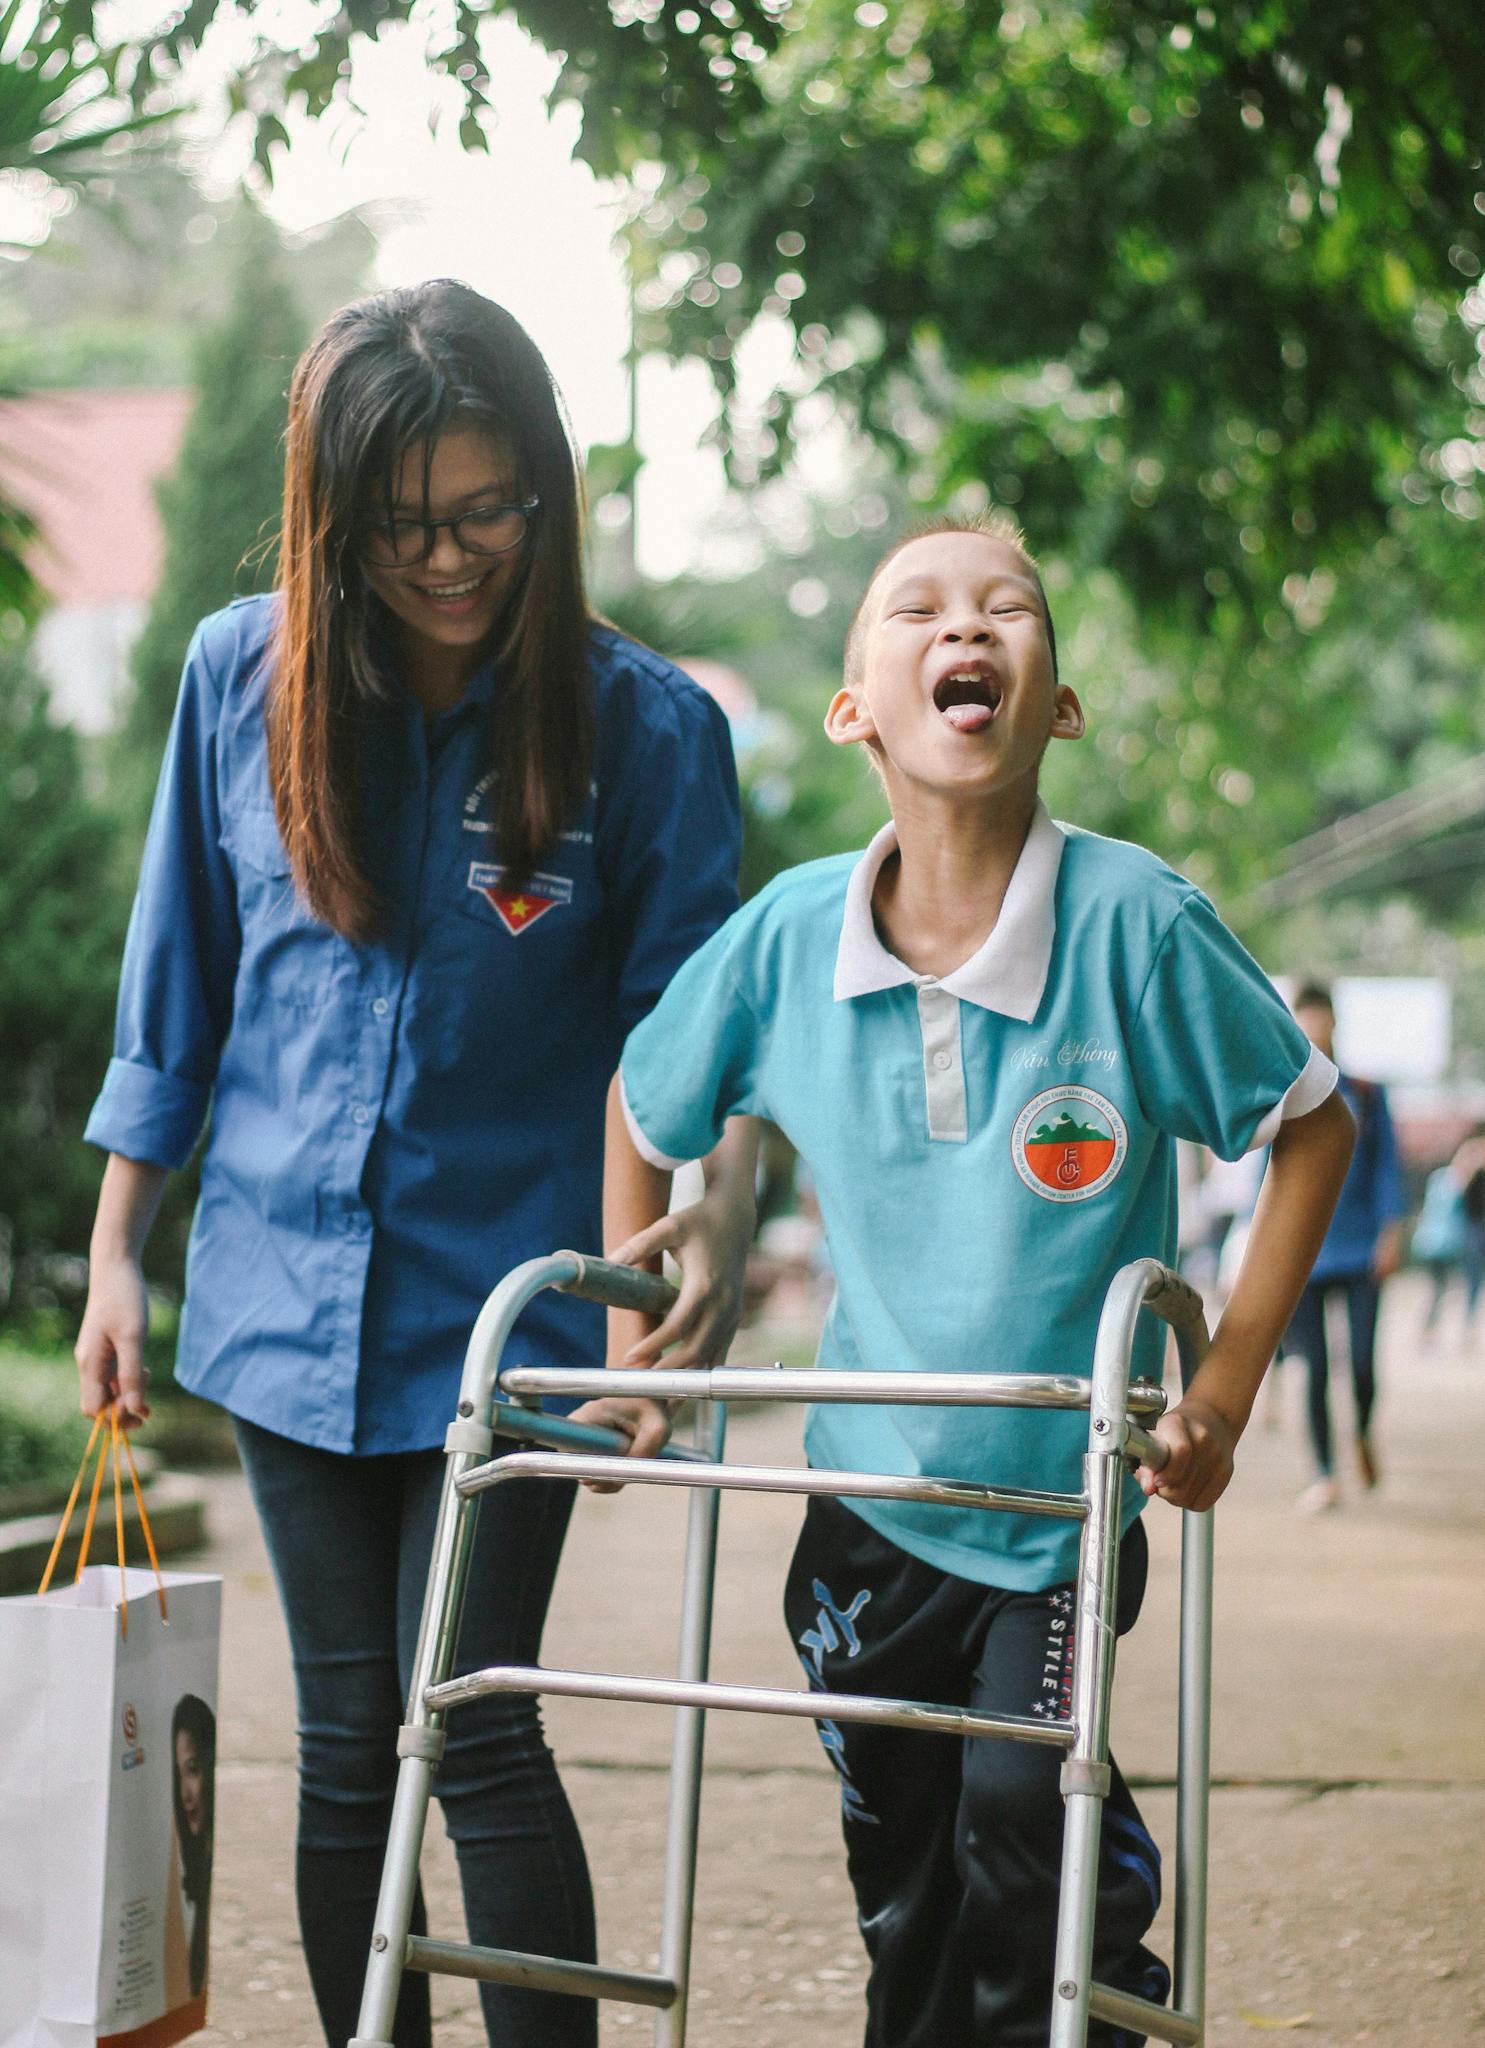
<box><xmin>1412</xmin><ymin>1152</ymin><xmax>1472</xmax><ymax>1341</ymax></box>
<box><xmin>1281</xmin><ymin>983</ymin><xmax>1407</xmax><ymax>1512</ymax></box>
<box><xmin>1446</xmin><ymin>1122</ymin><xmax>1485</xmax><ymax>1336</ymax></box>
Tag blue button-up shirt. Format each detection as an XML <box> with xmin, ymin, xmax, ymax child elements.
<box><xmin>85</xmin><ymin>595</ymin><xmax>740</xmax><ymax>1453</ymax></box>
<box><xmin>1309</xmin><ymin>1073</ymin><xmax>1406</xmax><ymax>1281</ymax></box>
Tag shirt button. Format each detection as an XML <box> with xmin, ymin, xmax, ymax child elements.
<box><xmin>932</xmin><ymin>1051</ymin><xmax>953</xmax><ymax>1071</ymax></box>
<box><xmin>351</xmin><ymin>1104</ymin><xmax>369</xmax><ymax>1125</ymax></box>
<box><xmin>372</xmin><ymin>997</ymin><xmax>389</xmax><ymax>1017</ymax></box>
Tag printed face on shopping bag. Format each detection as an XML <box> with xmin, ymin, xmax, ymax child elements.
<box><xmin>175</xmin><ymin>1729</ymin><xmax>206</xmax><ymax>1836</ymax></box>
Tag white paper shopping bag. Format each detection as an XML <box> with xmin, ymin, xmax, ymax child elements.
<box><xmin>0</xmin><ymin>1565</ymin><xmax>222</xmax><ymax>2048</ymax></box>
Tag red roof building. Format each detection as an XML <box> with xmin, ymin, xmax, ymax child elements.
<box><xmin>0</xmin><ymin>388</ymin><xmax>190</xmax><ymax>729</ymax></box>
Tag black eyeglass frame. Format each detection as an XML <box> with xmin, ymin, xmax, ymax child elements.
<box><xmin>361</xmin><ymin>494</ymin><xmax>541</xmax><ymax>566</ymax></box>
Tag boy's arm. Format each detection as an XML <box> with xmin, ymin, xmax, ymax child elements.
<box><xmin>568</xmin><ymin>1077</ymin><xmax>760</xmax><ymax>1479</ymax></box>
<box><xmin>1140</xmin><ymin>1089</ymin><xmax>1355</xmax><ymax>1511</ymax></box>
<box><xmin>604</xmin><ymin>1076</ymin><xmax>760</xmax><ymax>1368</ymax></box>
<box><xmin>603</xmin><ymin>1073</ymin><xmax>674</xmax><ymax>1373</ymax></box>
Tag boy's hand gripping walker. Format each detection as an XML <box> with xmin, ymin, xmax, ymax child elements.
<box><xmin>351</xmin><ymin>1251</ymin><xmax>1213</xmax><ymax>2048</ymax></box>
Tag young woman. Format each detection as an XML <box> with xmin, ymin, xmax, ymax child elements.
<box><xmin>75</xmin><ymin>280</ymin><xmax>757</xmax><ymax>2048</ymax></box>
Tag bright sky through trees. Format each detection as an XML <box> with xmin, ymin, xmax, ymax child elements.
<box><xmin>7</xmin><ymin>10</ymin><xmax>734</xmax><ymax>576</ymax></box>
<box><xmin>256</xmin><ymin>19</ymin><xmax>730</xmax><ymax>578</ymax></box>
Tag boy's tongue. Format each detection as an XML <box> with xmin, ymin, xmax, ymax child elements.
<box><xmin>942</xmin><ymin>701</ymin><xmax>995</xmax><ymax>734</ymax></box>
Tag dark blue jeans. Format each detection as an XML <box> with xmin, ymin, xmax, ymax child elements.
<box><xmin>235</xmin><ymin>1417</ymin><xmax>596</xmax><ymax>2048</ymax></box>
<box><xmin>1282</xmin><ymin>1274</ymin><xmax>1380</xmax><ymax>1476</ymax></box>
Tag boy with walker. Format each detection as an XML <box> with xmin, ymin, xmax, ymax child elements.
<box><xmin>599</xmin><ymin>517</ymin><xmax>1355</xmax><ymax>2046</ymax></box>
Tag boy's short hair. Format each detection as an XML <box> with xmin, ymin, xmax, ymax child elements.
<box><xmin>1292</xmin><ymin>981</ymin><xmax>1334</xmax><ymax>1014</ymax></box>
<box><xmin>843</xmin><ymin>513</ymin><xmax>1059</xmax><ymax>690</ymax></box>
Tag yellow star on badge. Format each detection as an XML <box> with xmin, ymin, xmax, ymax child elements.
<box><xmin>509</xmin><ymin>897</ymin><xmax>529</xmax><ymax>920</ymax></box>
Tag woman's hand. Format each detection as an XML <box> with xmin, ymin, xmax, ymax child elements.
<box><xmin>607</xmin><ymin>1177</ymin><xmax>755</xmax><ymax>1369</ymax></box>
<box><xmin>75</xmin><ymin>1252</ymin><xmax>152</xmax><ymax>1426</ymax></box>
<box><xmin>75</xmin><ymin>1153</ymin><xmax>169</xmax><ymax>1427</ymax></box>
<box><xmin>564</xmin><ymin>1396</ymin><xmax>674</xmax><ymax>1493</ymax></box>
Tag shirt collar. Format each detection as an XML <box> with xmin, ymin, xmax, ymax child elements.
<box><xmin>832</xmin><ymin>799</ymin><xmax>1066</xmax><ymax>1021</ymax></box>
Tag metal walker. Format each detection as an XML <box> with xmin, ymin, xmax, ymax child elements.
<box><xmin>351</xmin><ymin>1249</ymin><xmax>1213</xmax><ymax>2048</ymax></box>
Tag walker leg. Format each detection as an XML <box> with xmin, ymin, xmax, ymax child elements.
<box><xmin>653</xmin><ymin>1407</ymin><xmax>726</xmax><ymax>2047</ymax></box>
<box><xmin>1048</xmin><ymin>1444</ymin><xmax>1124</xmax><ymax>2048</ymax></box>
<box><xmin>1174</xmin><ymin>1504</ymin><xmax>1214</xmax><ymax>2027</ymax></box>
<box><xmin>351</xmin><ymin>1752</ymin><xmax>439</xmax><ymax>2044</ymax></box>
<box><xmin>352</xmin><ymin>1449</ymin><xmax>485</xmax><ymax>2045</ymax></box>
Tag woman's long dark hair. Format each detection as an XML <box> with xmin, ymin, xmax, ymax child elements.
<box><xmin>268</xmin><ymin>280</ymin><xmax>592</xmax><ymax>938</ymax></box>
<box><xmin>171</xmin><ymin>1692</ymin><xmax>216</xmax><ymax>1997</ymax></box>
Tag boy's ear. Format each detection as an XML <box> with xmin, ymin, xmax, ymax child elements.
<box><xmin>825</xmin><ymin>685</ymin><xmax>876</xmax><ymax>748</ymax></box>
<box><xmin>1050</xmin><ymin>685</ymin><xmax>1085</xmax><ymax>742</ymax></box>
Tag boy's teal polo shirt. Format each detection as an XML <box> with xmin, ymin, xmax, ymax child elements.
<box><xmin>620</xmin><ymin>804</ymin><xmax>1337</xmax><ymax>1591</ymax></box>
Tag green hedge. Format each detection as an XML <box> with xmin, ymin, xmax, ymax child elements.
<box><xmin>0</xmin><ymin>1350</ymin><xmax>91</xmax><ymax>1493</ymax></box>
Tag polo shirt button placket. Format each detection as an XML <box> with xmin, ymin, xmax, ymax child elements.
<box><xmin>914</xmin><ymin>982</ymin><xmax>969</xmax><ymax>1144</ymax></box>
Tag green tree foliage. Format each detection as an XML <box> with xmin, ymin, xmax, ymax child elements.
<box><xmin>54</xmin><ymin>0</ymin><xmax>1475</xmax><ymax>623</ymax></box>
<box><xmin>0</xmin><ymin>161</ymin><xmax>372</xmax><ymax>391</ymax></box>
<box><xmin>596</xmin><ymin>511</ymin><xmax>895</xmax><ymax>898</ymax></box>
<box><xmin>118</xmin><ymin>208</ymin><xmax>307</xmax><ymax>813</ymax></box>
<box><xmin>0</xmin><ymin>0</ymin><xmax>170</xmax><ymax>180</ymax></box>
<box><xmin>617</xmin><ymin>4</ymin><xmax>1484</xmax><ymax>611</ymax></box>
<box><xmin>44</xmin><ymin>0</ymin><xmax>1476</xmax><ymax>897</ymax></box>
<box><xmin>599</xmin><ymin>4</ymin><xmax>1485</xmax><ymax>904</ymax></box>
<box><xmin>0</xmin><ymin>640</ymin><xmax>128</xmax><ymax>1306</ymax></box>
<box><xmin>39</xmin><ymin>0</ymin><xmax>787</xmax><ymax>172</ymax></box>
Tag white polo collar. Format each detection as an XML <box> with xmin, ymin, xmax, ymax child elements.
<box><xmin>833</xmin><ymin>800</ymin><xmax>1066</xmax><ymax>1022</ymax></box>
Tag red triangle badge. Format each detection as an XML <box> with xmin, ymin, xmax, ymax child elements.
<box><xmin>482</xmin><ymin>888</ymin><xmax>560</xmax><ymax>934</ymax></box>
<box><xmin>467</xmin><ymin>862</ymin><xmax>573</xmax><ymax>935</ymax></box>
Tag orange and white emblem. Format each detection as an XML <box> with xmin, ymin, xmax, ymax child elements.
<box><xmin>1011</xmin><ymin>1085</ymin><xmax>1128</xmax><ymax>1203</ymax></box>
<box><xmin>468</xmin><ymin>862</ymin><xmax>572</xmax><ymax>935</ymax></box>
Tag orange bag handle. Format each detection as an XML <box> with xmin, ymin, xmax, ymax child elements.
<box><xmin>37</xmin><ymin>1404</ymin><xmax>169</xmax><ymax>1634</ymax></box>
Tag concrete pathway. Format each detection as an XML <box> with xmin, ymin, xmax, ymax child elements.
<box><xmin>191</xmin><ymin>1275</ymin><xmax>1484</xmax><ymax>2046</ymax></box>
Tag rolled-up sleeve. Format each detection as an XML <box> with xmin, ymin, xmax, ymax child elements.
<box><xmin>599</xmin><ymin>674</ymin><xmax>741</xmax><ymax>1037</ymax></box>
<box><xmin>84</xmin><ymin>627</ymin><xmax>242</xmax><ymax>1169</ymax></box>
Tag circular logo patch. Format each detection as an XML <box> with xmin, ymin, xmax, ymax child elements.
<box><xmin>1011</xmin><ymin>1086</ymin><xmax>1128</xmax><ymax>1203</ymax></box>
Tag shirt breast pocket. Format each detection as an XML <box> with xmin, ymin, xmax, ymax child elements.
<box><xmin>222</xmin><ymin>806</ymin><xmax>343</xmax><ymax>1014</ymax></box>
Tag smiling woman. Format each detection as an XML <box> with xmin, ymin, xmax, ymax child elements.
<box><xmin>73</xmin><ymin>279</ymin><xmax>756</xmax><ymax>2048</ymax></box>
<box><xmin>270</xmin><ymin>286</ymin><xmax>596</xmax><ymax>940</ymax></box>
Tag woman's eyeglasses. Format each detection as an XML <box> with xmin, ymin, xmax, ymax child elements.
<box><xmin>362</xmin><ymin>496</ymin><xmax>539</xmax><ymax>567</ymax></box>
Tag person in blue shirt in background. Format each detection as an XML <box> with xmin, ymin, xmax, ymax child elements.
<box><xmin>606</xmin><ymin>517</ymin><xmax>1355</xmax><ymax>2048</ymax></box>
<box><xmin>1282</xmin><ymin>983</ymin><xmax>1407</xmax><ymax>1513</ymax></box>
<box><xmin>73</xmin><ymin>281</ymin><xmax>757</xmax><ymax>2048</ymax></box>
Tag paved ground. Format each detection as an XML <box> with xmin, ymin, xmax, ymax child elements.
<box><xmin>189</xmin><ymin>1274</ymin><xmax>1483</xmax><ymax>2046</ymax></box>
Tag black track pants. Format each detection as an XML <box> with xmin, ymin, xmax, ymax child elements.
<box><xmin>784</xmin><ymin>1496</ymin><xmax>1168</xmax><ymax>2048</ymax></box>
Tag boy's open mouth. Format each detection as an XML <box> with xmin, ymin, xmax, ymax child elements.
<box><xmin>933</xmin><ymin>670</ymin><xmax>1003</xmax><ymax>734</ymax></box>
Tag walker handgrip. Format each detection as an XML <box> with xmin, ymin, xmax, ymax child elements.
<box><xmin>553</xmin><ymin>1251</ymin><xmax>678</xmax><ymax>1319</ymax></box>
<box><xmin>490</xmin><ymin>1403</ymin><xmax>710</xmax><ymax>1462</ymax></box>
<box><xmin>1123</xmin><ymin>1422</ymin><xmax>1169</xmax><ymax>1473</ymax></box>
<box><xmin>1141</xmin><ymin>1265</ymin><xmax>1210</xmax><ymax>1383</ymax></box>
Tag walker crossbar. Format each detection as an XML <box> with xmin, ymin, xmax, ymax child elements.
<box><xmin>427</xmin><ymin>1664</ymin><xmax>1079</xmax><ymax>1746</ymax></box>
<box><xmin>402</xmin><ymin>1936</ymin><xmax>678</xmax><ymax>2009</ymax></box>
<box><xmin>499</xmin><ymin>1361</ymin><xmax>1170</xmax><ymax>1414</ymax></box>
<box><xmin>352</xmin><ymin>1253</ymin><xmax>1214</xmax><ymax>2048</ymax></box>
<box><xmin>457</xmin><ymin>1447</ymin><xmax>1087</xmax><ymax>1520</ymax></box>
<box><xmin>1088</xmin><ymin>1980</ymin><xmax>1202</xmax><ymax>2046</ymax></box>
